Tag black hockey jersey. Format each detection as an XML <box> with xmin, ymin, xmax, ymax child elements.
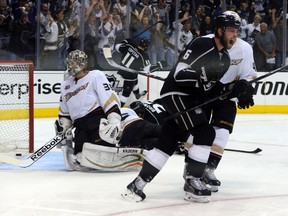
<box><xmin>161</xmin><ymin>36</ymin><xmax>230</xmax><ymax>97</ymax></box>
<box><xmin>115</xmin><ymin>40</ymin><xmax>151</xmax><ymax>79</ymax></box>
<box><xmin>143</xmin><ymin>100</ymin><xmax>168</xmax><ymax>125</ymax></box>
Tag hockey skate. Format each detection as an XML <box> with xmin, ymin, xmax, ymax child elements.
<box><xmin>201</xmin><ymin>166</ymin><xmax>221</xmax><ymax>192</ymax></box>
<box><xmin>121</xmin><ymin>176</ymin><xmax>147</xmax><ymax>202</ymax></box>
<box><xmin>134</xmin><ymin>90</ymin><xmax>147</xmax><ymax>100</ymax></box>
<box><xmin>184</xmin><ymin>175</ymin><xmax>211</xmax><ymax>203</ymax></box>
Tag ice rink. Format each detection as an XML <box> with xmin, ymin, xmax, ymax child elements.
<box><xmin>1</xmin><ymin>114</ymin><xmax>288</xmax><ymax>216</ymax></box>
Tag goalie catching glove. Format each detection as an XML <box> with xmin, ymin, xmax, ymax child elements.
<box><xmin>99</xmin><ymin>112</ymin><xmax>121</xmax><ymax>145</ymax></box>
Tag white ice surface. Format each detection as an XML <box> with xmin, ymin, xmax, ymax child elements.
<box><xmin>0</xmin><ymin>114</ymin><xmax>288</xmax><ymax>216</ymax></box>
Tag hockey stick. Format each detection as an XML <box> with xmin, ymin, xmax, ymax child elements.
<box><xmin>103</xmin><ymin>46</ymin><xmax>166</xmax><ymax>81</ymax></box>
<box><xmin>165</xmin><ymin>64</ymin><xmax>288</xmax><ymax>121</ymax></box>
<box><xmin>225</xmin><ymin>147</ymin><xmax>262</xmax><ymax>154</ymax></box>
<box><xmin>0</xmin><ymin>132</ymin><xmax>69</xmax><ymax>168</ymax></box>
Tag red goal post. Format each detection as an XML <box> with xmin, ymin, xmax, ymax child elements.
<box><xmin>0</xmin><ymin>60</ymin><xmax>34</xmax><ymax>154</ymax></box>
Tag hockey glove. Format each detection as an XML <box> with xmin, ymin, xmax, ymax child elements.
<box><xmin>227</xmin><ymin>79</ymin><xmax>251</xmax><ymax>99</ymax></box>
<box><xmin>237</xmin><ymin>85</ymin><xmax>255</xmax><ymax>109</ymax></box>
<box><xmin>99</xmin><ymin>112</ymin><xmax>121</xmax><ymax>145</ymax></box>
<box><xmin>54</xmin><ymin>118</ymin><xmax>73</xmax><ymax>148</ymax></box>
<box><xmin>54</xmin><ymin>118</ymin><xmax>72</xmax><ymax>135</ymax></box>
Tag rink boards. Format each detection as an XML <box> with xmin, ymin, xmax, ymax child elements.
<box><xmin>1</xmin><ymin>70</ymin><xmax>288</xmax><ymax>119</ymax></box>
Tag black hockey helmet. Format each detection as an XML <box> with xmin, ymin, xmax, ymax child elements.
<box><xmin>138</xmin><ymin>37</ymin><xmax>150</xmax><ymax>49</ymax></box>
<box><xmin>214</xmin><ymin>10</ymin><xmax>241</xmax><ymax>30</ymax></box>
<box><xmin>129</xmin><ymin>101</ymin><xmax>145</xmax><ymax>117</ymax></box>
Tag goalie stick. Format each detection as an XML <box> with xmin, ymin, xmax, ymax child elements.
<box><xmin>225</xmin><ymin>147</ymin><xmax>262</xmax><ymax>154</ymax></box>
<box><xmin>165</xmin><ymin>64</ymin><xmax>288</xmax><ymax>121</ymax></box>
<box><xmin>103</xmin><ymin>46</ymin><xmax>166</xmax><ymax>81</ymax></box>
<box><xmin>0</xmin><ymin>132</ymin><xmax>68</xmax><ymax>168</ymax></box>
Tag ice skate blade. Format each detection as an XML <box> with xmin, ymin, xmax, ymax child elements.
<box><xmin>184</xmin><ymin>192</ymin><xmax>210</xmax><ymax>203</ymax></box>
<box><xmin>203</xmin><ymin>183</ymin><xmax>219</xmax><ymax>193</ymax></box>
<box><xmin>121</xmin><ymin>189</ymin><xmax>144</xmax><ymax>202</ymax></box>
<box><xmin>209</xmin><ymin>185</ymin><xmax>219</xmax><ymax>193</ymax></box>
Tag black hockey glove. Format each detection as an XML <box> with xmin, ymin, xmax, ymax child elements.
<box><xmin>237</xmin><ymin>85</ymin><xmax>255</xmax><ymax>109</ymax></box>
<box><xmin>228</xmin><ymin>79</ymin><xmax>251</xmax><ymax>99</ymax></box>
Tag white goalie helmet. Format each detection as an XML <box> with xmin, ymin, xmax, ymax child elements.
<box><xmin>66</xmin><ymin>49</ymin><xmax>88</xmax><ymax>76</ymax></box>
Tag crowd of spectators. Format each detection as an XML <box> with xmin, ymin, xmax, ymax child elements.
<box><xmin>0</xmin><ymin>0</ymin><xmax>287</xmax><ymax>71</ymax></box>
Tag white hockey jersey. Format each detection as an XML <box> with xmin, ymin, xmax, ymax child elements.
<box><xmin>220</xmin><ymin>37</ymin><xmax>257</xmax><ymax>84</ymax></box>
<box><xmin>120</xmin><ymin>107</ymin><xmax>142</xmax><ymax>132</ymax></box>
<box><xmin>203</xmin><ymin>34</ymin><xmax>257</xmax><ymax>83</ymax></box>
<box><xmin>59</xmin><ymin>70</ymin><xmax>120</xmax><ymax>121</ymax></box>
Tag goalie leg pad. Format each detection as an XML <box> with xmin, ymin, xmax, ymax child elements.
<box><xmin>61</xmin><ymin>144</ymin><xmax>78</xmax><ymax>171</ymax></box>
<box><xmin>80</xmin><ymin>143</ymin><xmax>146</xmax><ymax>171</ymax></box>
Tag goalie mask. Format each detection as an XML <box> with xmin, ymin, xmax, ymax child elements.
<box><xmin>66</xmin><ymin>49</ymin><xmax>88</xmax><ymax>76</ymax></box>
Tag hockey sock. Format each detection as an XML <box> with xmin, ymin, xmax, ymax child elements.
<box><xmin>185</xmin><ymin>158</ymin><xmax>207</xmax><ymax>178</ymax></box>
<box><xmin>139</xmin><ymin>160</ymin><xmax>160</xmax><ymax>183</ymax></box>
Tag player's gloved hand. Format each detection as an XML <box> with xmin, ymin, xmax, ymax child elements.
<box><xmin>237</xmin><ymin>85</ymin><xmax>255</xmax><ymax>109</ymax></box>
<box><xmin>54</xmin><ymin>118</ymin><xmax>72</xmax><ymax>136</ymax></box>
<box><xmin>99</xmin><ymin>112</ymin><xmax>121</xmax><ymax>145</ymax></box>
<box><xmin>228</xmin><ymin>79</ymin><xmax>251</xmax><ymax>98</ymax></box>
<box><xmin>55</xmin><ymin>118</ymin><xmax>73</xmax><ymax>148</ymax></box>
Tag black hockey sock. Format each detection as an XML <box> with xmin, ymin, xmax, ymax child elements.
<box><xmin>207</xmin><ymin>153</ymin><xmax>221</xmax><ymax>169</ymax></box>
<box><xmin>139</xmin><ymin>160</ymin><xmax>160</xmax><ymax>183</ymax></box>
<box><xmin>185</xmin><ymin>159</ymin><xmax>206</xmax><ymax>178</ymax></box>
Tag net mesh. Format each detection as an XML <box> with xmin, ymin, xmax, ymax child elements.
<box><xmin>0</xmin><ymin>63</ymin><xmax>33</xmax><ymax>153</ymax></box>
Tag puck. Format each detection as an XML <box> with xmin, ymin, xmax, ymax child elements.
<box><xmin>16</xmin><ymin>153</ymin><xmax>22</xmax><ymax>157</ymax></box>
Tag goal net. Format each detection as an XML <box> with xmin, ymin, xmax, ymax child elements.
<box><xmin>0</xmin><ymin>60</ymin><xmax>34</xmax><ymax>154</ymax></box>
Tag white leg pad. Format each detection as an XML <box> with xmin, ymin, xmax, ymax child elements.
<box><xmin>80</xmin><ymin>142</ymin><xmax>147</xmax><ymax>171</ymax></box>
<box><xmin>61</xmin><ymin>144</ymin><xmax>78</xmax><ymax>171</ymax></box>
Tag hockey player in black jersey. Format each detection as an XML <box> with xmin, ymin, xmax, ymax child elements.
<box><xmin>115</xmin><ymin>38</ymin><xmax>151</xmax><ymax>107</ymax></box>
<box><xmin>129</xmin><ymin>100</ymin><xmax>185</xmax><ymax>154</ymax></box>
<box><xmin>122</xmin><ymin>11</ymin><xmax>252</xmax><ymax>203</ymax></box>
<box><xmin>129</xmin><ymin>99</ymin><xmax>168</xmax><ymax>125</ymax></box>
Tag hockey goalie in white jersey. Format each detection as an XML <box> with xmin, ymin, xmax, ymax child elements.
<box><xmin>55</xmin><ymin>49</ymin><xmax>160</xmax><ymax>171</ymax></box>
